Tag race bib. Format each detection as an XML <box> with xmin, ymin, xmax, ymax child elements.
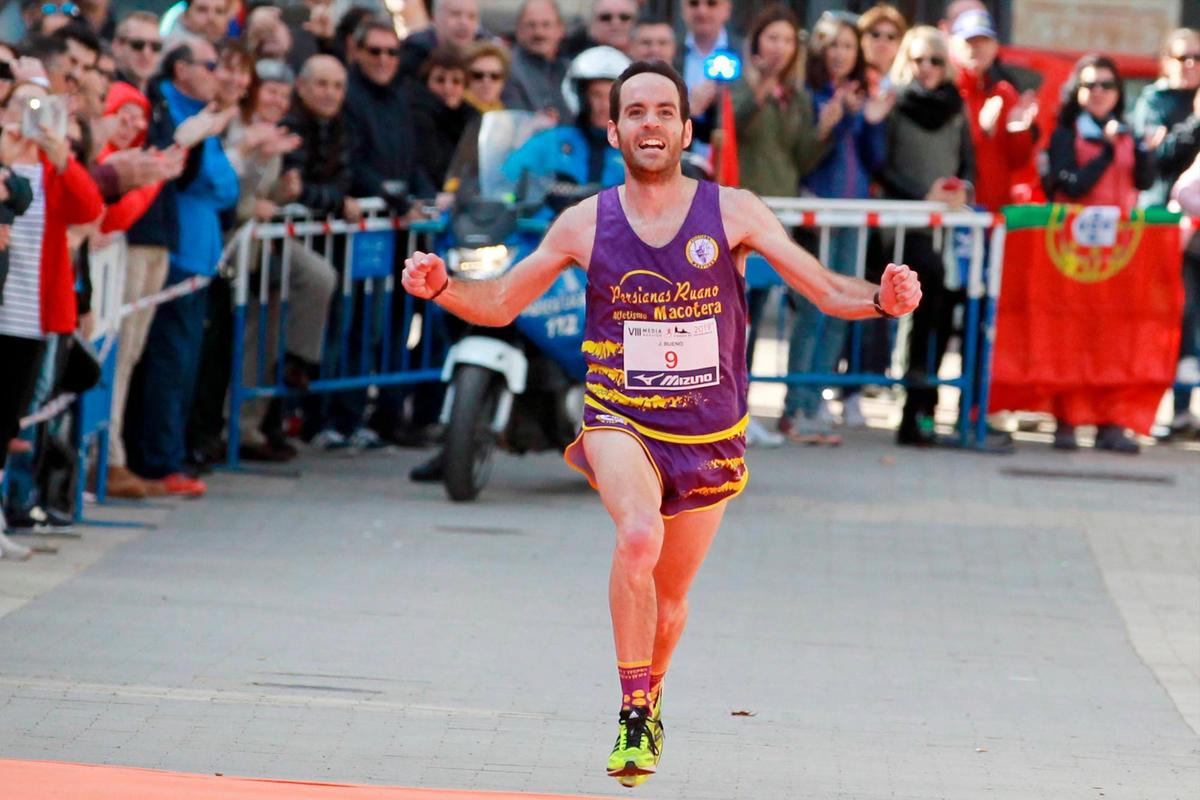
<box><xmin>623</xmin><ymin>319</ymin><xmax>720</xmax><ymax>391</ymax></box>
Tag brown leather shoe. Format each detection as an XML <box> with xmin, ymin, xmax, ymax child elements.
<box><xmin>106</xmin><ymin>466</ymin><xmax>148</xmax><ymax>499</ymax></box>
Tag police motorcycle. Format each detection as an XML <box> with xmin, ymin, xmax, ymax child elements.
<box><xmin>431</xmin><ymin>47</ymin><xmax>632</xmax><ymax>502</ymax></box>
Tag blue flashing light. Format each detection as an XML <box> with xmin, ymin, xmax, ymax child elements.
<box><xmin>704</xmin><ymin>49</ymin><xmax>742</xmax><ymax>82</ymax></box>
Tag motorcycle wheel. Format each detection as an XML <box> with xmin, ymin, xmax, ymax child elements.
<box><xmin>443</xmin><ymin>364</ymin><xmax>502</xmax><ymax>502</ymax></box>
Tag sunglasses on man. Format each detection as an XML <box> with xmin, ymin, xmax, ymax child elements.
<box><xmin>470</xmin><ymin>69</ymin><xmax>504</xmax><ymax>82</ymax></box>
<box><xmin>365</xmin><ymin>45</ymin><xmax>401</xmax><ymax>58</ymax></box>
<box><xmin>597</xmin><ymin>12</ymin><xmax>634</xmax><ymax>23</ymax></box>
<box><xmin>1080</xmin><ymin>79</ymin><xmax>1118</xmax><ymax>91</ymax></box>
<box><xmin>913</xmin><ymin>55</ymin><xmax>945</xmax><ymax>67</ymax></box>
<box><xmin>120</xmin><ymin>37</ymin><xmax>164</xmax><ymax>54</ymax></box>
<box><xmin>687</xmin><ymin>0</ymin><xmax>722</xmax><ymax>8</ymax></box>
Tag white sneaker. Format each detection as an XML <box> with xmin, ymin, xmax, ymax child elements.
<box><xmin>745</xmin><ymin>417</ymin><xmax>784</xmax><ymax>448</ymax></box>
<box><xmin>0</xmin><ymin>529</ymin><xmax>32</xmax><ymax>561</ymax></box>
<box><xmin>1177</xmin><ymin>356</ymin><xmax>1200</xmax><ymax>385</ymax></box>
<box><xmin>310</xmin><ymin>428</ymin><xmax>349</xmax><ymax>450</ymax></box>
<box><xmin>348</xmin><ymin>427</ymin><xmax>386</xmax><ymax>450</ymax></box>
<box><xmin>816</xmin><ymin>399</ymin><xmax>839</xmax><ymax>428</ymax></box>
<box><xmin>842</xmin><ymin>394</ymin><xmax>867</xmax><ymax>429</ymax></box>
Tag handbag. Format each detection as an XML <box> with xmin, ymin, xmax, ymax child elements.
<box><xmin>59</xmin><ymin>331</ymin><xmax>102</xmax><ymax>394</ymax></box>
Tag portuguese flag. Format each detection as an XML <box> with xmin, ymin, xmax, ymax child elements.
<box><xmin>988</xmin><ymin>204</ymin><xmax>1184</xmax><ymax>434</ymax></box>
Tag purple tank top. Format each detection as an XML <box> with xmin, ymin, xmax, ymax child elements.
<box><xmin>583</xmin><ymin>180</ymin><xmax>748</xmax><ymax>441</ymax></box>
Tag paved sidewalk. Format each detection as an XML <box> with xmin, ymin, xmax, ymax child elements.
<box><xmin>0</xmin><ymin>433</ymin><xmax>1197</xmax><ymax>799</ymax></box>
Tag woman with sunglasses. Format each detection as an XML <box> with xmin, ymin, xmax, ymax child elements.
<box><xmin>463</xmin><ymin>41</ymin><xmax>509</xmax><ymax>113</ymax></box>
<box><xmin>857</xmin><ymin>3</ymin><xmax>907</xmax><ymax>95</ymax></box>
<box><xmin>876</xmin><ymin>26</ymin><xmax>973</xmax><ymax>446</ymax></box>
<box><xmin>1040</xmin><ymin>54</ymin><xmax>1155</xmax><ymax>454</ymax></box>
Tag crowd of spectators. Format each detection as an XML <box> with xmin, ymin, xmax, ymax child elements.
<box><xmin>0</xmin><ymin>0</ymin><xmax>1197</xmax><ymax>561</ymax></box>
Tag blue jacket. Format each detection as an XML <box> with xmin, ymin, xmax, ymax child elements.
<box><xmin>502</xmin><ymin>125</ymin><xmax>625</xmax><ymax>189</ymax></box>
<box><xmin>803</xmin><ymin>84</ymin><xmax>886</xmax><ymax>200</ymax></box>
<box><xmin>161</xmin><ymin>80</ymin><xmax>239</xmax><ymax>275</ymax></box>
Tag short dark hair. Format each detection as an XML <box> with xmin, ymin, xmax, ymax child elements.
<box><xmin>160</xmin><ymin>43</ymin><xmax>196</xmax><ymax>84</ymax></box>
<box><xmin>21</xmin><ymin>34</ymin><xmax>67</xmax><ymax>67</ymax></box>
<box><xmin>353</xmin><ymin>18</ymin><xmax>399</xmax><ymax>49</ymax></box>
<box><xmin>54</xmin><ymin>21</ymin><xmax>102</xmax><ymax>57</ymax></box>
<box><xmin>609</xmin><ymin>60</ymin><xmax>690</xmax><ymax>123</ymax></box>
<box><xmin>419</xmin><ymin>45</ymin><xmax>466</xmax><ymax>81</ymax></box>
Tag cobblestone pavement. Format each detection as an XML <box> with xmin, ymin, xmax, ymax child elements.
<box><xmin>1</xmin><ymin>430</ymin><xmax>1197</xmax><ymax>799</ymax></box>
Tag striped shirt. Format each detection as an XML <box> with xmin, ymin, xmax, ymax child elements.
<box><xmin>0</xmin><ymin>164</ymin><xmax>46</xmax><ymax>340</ymax></box>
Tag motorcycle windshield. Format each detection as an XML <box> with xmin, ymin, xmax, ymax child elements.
<box><xmin>477</xmin><ymin>110</ymin><xmax>555</xmax><ymax>202</ymax></box>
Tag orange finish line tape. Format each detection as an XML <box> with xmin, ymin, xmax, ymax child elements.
<box><xmin>0</xmin><ymin>759</ymin><xmax>610</xmax><ymax>800</ymax></box>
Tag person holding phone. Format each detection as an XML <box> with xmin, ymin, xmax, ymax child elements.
<box><xmin>0</xmin><ymin>79</ymin><xmax>102</xmax><ymax>557</ymax></box>
<box><xmin>1040</xmin><ymin>54</ymin><xmax>1155</xmax><ymax>454</ymax></box>
<box><xmin>875</xmin><ymin>26</ymin><xmax>975</xmax><ymax>445</ymax></box>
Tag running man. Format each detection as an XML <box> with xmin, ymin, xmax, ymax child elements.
<box><xmin>403</xmin><ymin>61</ymin><xmax>921</xmax><ymax>787</ymax></box>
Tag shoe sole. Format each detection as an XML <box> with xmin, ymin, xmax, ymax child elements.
<box><xmin>607</xmin><ymin>761</ymin><xmax>656</xmax><ymax>777</ymax></box>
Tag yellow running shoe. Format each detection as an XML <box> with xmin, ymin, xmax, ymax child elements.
<box><xmin>607</xmin><ymin>706</ymin><xmax>659</xmax><ymax>779</ymax></box>
<box><xmin>616</xmin><ymin>690</ymin><xmax>664</xmax><ymax>788</ymax></box>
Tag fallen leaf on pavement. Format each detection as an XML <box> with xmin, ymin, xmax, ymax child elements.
<box><xmin>731</xmin><ymin>710</ymin><xmax>756</xmax><ymax>717</ymax></box>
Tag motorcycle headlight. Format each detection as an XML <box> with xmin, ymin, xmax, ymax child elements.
<box><xmin>445</xmin><ymin>245</ymin><xmax>514</xmax><ymax>280</ymax></box>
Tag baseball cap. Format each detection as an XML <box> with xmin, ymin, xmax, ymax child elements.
<box><xmin>952</xmin><ymin>9</ymin><xmax>997</xmax><ymax>40</ymax></box>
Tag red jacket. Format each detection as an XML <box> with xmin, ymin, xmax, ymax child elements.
<box><xmin>40</xmin><ymin>153</ymin><xmax>104</xmax><ymax>333</ymax></box>
<box><xmin>957</xmin><ymin>69</ymin><xmax>1036</xmax><ymax>212</ymax></box>
<box><xmin>97</xmin><ymin>82</ymin><xmax>161</xmax><ymax>233</ymax></box>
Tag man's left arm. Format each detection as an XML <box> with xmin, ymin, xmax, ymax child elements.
<box><xmin>722</xmin><ymin>187</ymin><xmax>921</xmax><ymax>320</ymax></box>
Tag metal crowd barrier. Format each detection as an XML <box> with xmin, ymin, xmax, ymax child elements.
<box><xmin>753</xmin><ymin>197</ymin><xmax>1005</xmax><ymax>447</ymax></box>
<box><xmin>225</xmin><ymin>197</ymin><xmax>443</xmax><ymax>467</ymax></box>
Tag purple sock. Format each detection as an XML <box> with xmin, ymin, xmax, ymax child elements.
<box><xmin>618</xmin><ymin>660</ymin><xmax>651</xmax><ymax>711</ymax></box>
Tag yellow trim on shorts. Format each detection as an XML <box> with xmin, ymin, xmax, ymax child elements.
<box><xmin>563</xmin><ymin>425</ymin><xmax>666</xmax><ymax>498</ymax></box>
<box><xmin>584</xmin><ymin>396</ymin><xmax>749</xmax><ymax>445</ymax></box>
<box><xmin>660</xmin><ymin>466</ymin><xmax>750</xmax><ymax>520</ymax></box>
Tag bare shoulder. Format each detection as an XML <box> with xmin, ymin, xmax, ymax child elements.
<box><xmin>718</xmin><ymin>185</ymin><xmax>773</xmax><ymax>249</ymax></box>
<box><xmin>543</xmin><ymin>194</ymin><xmax>599</xmax><ymax>270</ymax></box>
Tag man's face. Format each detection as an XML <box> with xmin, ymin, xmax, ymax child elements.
<box><xmin>111</xmin><ymin>101</ymin><xmax>147</xmax><ymax>149</ymax></box>
<box><xmin>585</xmin><ymin>79</ymin><xmax>612</xmax><ymax>128</ymax></box>
<box><xmin>515</xmin><ymin>0</ymin><xmax>563</xmax><ymax>60</ymax></box>
<box><xmin>954</xmin><ymin>33</ymin><xmax>997</xmax><ymax>75</ymax></box>
<box><xmin>609</xmin><ymin>72</ymin><xmax>691</xmax><ymax>180</ymax></box>
<box><xmin>113</xmin><ymin>20</ymin><xmax>163</xmax><ymax>83</ymax></box>
<box><xmin>297</xmin><ymin>57</ymin><xmax>346</xmax><ymax>119</ymax></box>
<box><xmin>631</xmin><ymin>23</ymin><xmax>677</xmax><ymax>64</ymax></box>
<box><xmin>435</xmin><ymin>0</ymin><xmax>479</xmax><ymax>48</ymax></box>
<box><xmin>590</xmin><ymin>0</ymin><xmax>636</xmax><ymax>52</ymax></box>
<box><xmin>1164</xmin><ymin>34</ymin><xmax>1200</xmax><ymax>90</ymax></box>
<box><xmin>175</xmin><ymin>40</ymin><xmax>219</xmax><ymax>103</ymax></box>
<box><xmin>681</xmin><ymin>0</ymin><xmax>731</xmax><ymax>41</ymax></box>
<box><xmin>184</xmin><ymin>0</ymin><xmax>227</xmax><ymax>43</ymax></box>
<box><xmin>354</xmin><ymin>28</ymin><xmax>401</xmax><ymax>86</ymax></box>
<box><xmin>63</xmin><ymin>37</ymin><xmax>99</xmax><ymax>94</ymax></box>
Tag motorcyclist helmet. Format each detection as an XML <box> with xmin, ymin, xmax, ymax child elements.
<box><xmin>561</xmin><ymin>45</ymin><xmax>632</xmax><ymax>119</ymax></box>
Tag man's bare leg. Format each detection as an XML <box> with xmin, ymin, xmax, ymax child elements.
<box><xmin>582</xmin><ymin>430</ymin><xmax>665</xmax><ymax>664</ymax></box>
<box><xmin>651</xmin><ymin>502</ymin><xmax>727</xmax><ymax>682</ymax></box>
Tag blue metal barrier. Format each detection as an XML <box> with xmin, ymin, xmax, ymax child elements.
<box><xmin>226</xmin><ymin>202</ymin><xmax>448</xmax><ymax>467</ymax></box>
<box><xmin>751</xmin><ymin>198</ymin><xmax>1004</xmax><ymax>448</ymax></box>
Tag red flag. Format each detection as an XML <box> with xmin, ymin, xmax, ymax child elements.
<box><xmin>712</xmin><ymin>85</ymin><xmax>739</xmax><ymax>186</ymax></box>
<box><xmin>989</xmin><ymin>204</ymin><xmax>1184</xmax><ymax>434</ymax></box>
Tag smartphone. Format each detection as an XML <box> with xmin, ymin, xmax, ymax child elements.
<box><xmin>21</xmin><ymin>94</ymin><xmax>68</xmax><ymax>141</ymax></box>
<box><xmin>0</xmin><ymin>61</ymin><xmax>13</xmax><ymax>81</ymax></box>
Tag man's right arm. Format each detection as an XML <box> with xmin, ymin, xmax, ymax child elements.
<box><xmin>402</xmin><ymin>197</ymin><xmax>594</xmax><ymax>326</ymax></box>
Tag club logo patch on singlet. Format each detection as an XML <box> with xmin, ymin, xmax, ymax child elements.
<box><xmin>623</xmin><ymin>318</ymin><xmax>720</xmax><ymax>390</ymax></box>
<box><xmin>685</xmin><ymin>235</ymin><xmax>719</xmax><ymax>270</ymax></box>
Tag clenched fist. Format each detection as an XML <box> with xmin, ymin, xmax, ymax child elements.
<box><xmin>878</xmin><ymin>263</ymin><xmax>921</xmax><ymax>317</ymax></box>
<box><xmin>402</xmin><ymin>251</ymin><xmax>450</xmax><ymax>300</ymax></box>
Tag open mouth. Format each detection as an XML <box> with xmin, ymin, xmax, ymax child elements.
<box><xmin>638</xmin><ymin>138</ymin><xmax>666</xmax><ymax>151</ymax></box>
